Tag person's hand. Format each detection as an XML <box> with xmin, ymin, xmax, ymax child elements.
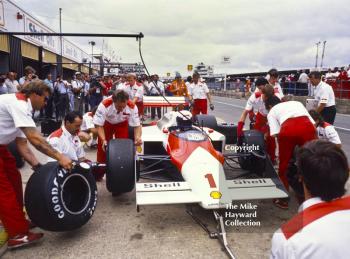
<box><xmin>102</xmin><ymin>140</ymin><xmax>108</xmax><ymax>152</ymax></box>
<box><xmin>58</xmin><ymin>154</ymin><xmax>73</xmax><ymax>170</ymax></box>
<box><xmin>134</xmin><ymin>138</ymin><xmax>142</xmax><ymax>146</ymax></box>
<box><xmin>237</xmin><ymin>121</ymin><xmax>244</xmax><ymax>139</ymax></box>
<box><xmin>209</xmin><ymin>104</ymin><xmax>214</xmax><ymax>110</ymax></box>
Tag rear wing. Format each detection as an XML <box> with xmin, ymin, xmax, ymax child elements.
<box><xmin>143</xmin><ymin>96</ymin><xmax>188</xmax><ymax>107</ymax></box>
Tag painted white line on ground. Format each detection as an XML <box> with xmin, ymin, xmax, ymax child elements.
<box><xmin>215</xmin><ymin>100</ymin><xmax>350</xmax><ymax>133</ymax></box>
<box><xmin>214</xmin><ymin>101</ymin><xmax>245</xmax><ymax>109</ymax></box>
<box><xmin>335</xmin><ymin>126</ymin><xmax>350</xmax><ymax>132</ymax></box>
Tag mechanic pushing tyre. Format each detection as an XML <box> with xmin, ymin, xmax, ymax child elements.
<box><xmin>106</xmin><ymin>138</ymin><xmax>135</xmax><ymax>194</ymax></box>
<box><xmin>25</xmin><ymin>162</ymin><xmax>97</xmax><ymax>232</ymax></box>
<box><xmin>238</xmin><ymin>130</ymin><xmax>266</xmax><ymax>176</ymax></box>
<box><xmin>7</xmin><ymin>140</ymin><xmax>25</xmax><ymax>169</ymax></box>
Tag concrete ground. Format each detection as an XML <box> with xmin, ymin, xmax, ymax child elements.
<box><xmin>4</xmin><ymin>96</ymin><xmax>350</xmax><ymax>259</ymax></box>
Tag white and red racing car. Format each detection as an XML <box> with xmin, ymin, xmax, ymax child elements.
<box><xmin>104</xmin><ymin>96</ymin><xmax>288</xmax><ymax>258</ymax></box>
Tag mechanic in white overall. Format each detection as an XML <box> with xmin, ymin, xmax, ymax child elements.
<box><xmin>308</xmin><ymin>110</ymin><xmax>341</xmax><ymax>148</ymax></box>
<box><xmin>47</xmin><ymin>111</ymin><xmax>87</xmax><ymax>162</ymax></box>
<box><xmin>271</xmin><ymin>140</ymin><xmax>350</xmax><ymax>259</ymax></box>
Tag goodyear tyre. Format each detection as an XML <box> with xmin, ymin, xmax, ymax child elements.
<box><xmin>238</xmin><ymin>130</ymin><xmax>266</xmax><ymax>176</ymax></box>
<box><xmin>194</xmin><ymin>114</ymin><xmax>218</xmax><ymax>130</ymax></box>
<box><xmin>25</xmin><ymin>162</ymin><xmax>97</xmax><ymax>232</ymax></box>
<box><xmin>106</xmin><ymin>139</ymin><xmax>135</xmax><ymax>194</ymax></box>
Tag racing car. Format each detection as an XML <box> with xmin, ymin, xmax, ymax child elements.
<box><xmin>104</xmin><ymin>96</ymin><xmax>288</xmax><ymax>258</ymax></box>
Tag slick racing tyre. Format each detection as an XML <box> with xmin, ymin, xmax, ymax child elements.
<box><xmin>25</xmin><ymin>162</ymin><xmax>97</xmax><ymax>232</ymax></box>
<box><xmin>106</xmin><ymin>139</ymin><xmax>135</xmax><ymax>194</ymax></box>
<box><xmin>238</xmin><ymin>130</ymin><xmax>266</xmax><ymax>176</ymax></box>
<box><xmin>194</xmin><ymin>114</ymin><xmax>218</xmax><ymax>130</ymax></box>
<box><xmin>8</xmin><ymin>140</ymin><xmax>25</xmax><ymax>169</ymax></box>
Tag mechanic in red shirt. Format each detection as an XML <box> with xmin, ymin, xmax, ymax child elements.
<box><xmin>0</xmin><ymin>81</ymin><xmax>72</xmax><ymax>249</ymax></box>
<box><xmin>93</xmin><ymin>90</ymin><xmax>142</xmax><ymax>180</ymax></box>
<box><xmin>265</xmin><ymin>96</ymin><xmax>317</xmax><ymax>209</ymax></box>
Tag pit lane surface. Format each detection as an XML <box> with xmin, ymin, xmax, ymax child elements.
<box><xmin>6</xmin><ymin>97</ymin><xmax>350</xmax><ymax>259</ymax></box>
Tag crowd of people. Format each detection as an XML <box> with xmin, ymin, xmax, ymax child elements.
<box><xmin>0</xmin><ymin>65</ymin><xmax>348</xmax><ymax>258</ymax></box>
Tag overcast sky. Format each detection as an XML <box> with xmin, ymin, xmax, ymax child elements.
<box><xmin>13</xmin><ymin>0</ymin><xmax>350</xmax><ymax>76</ymax></box>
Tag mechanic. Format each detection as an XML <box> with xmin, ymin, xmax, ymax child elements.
<box><xmin>237</xmin><ymin>78</ymin><xmax>279</xmax><ymax>163</ymax></box>
<box><xmin>308</xmin><ymin>110</ymin><xmax>341</xmax><ymax>148</ymax></box>
<box><xmin>0</xmin><ymin>81</ymin><xmax>72</xmax><ymax>249</ymax></box>
<box><xmin>271</xmin><ymin>140</ymin><xmax>350</xmax><ymax>259</ymax></box>
<box><xmin>188</xmin><ymin>72</ymin><xmax>214</xmax><ymax>116</ymax></box>
<box><xmin>265</xmin><ymin>96</ymin><xmax>317</xmax><ymax>209</ymax></box>
<box><xmin>309</xmin><ymin>70</ymin><xmax>336</xmax><ymax>124</ymax></box>
<box><xmin>117</xmin><ymin>73</ymin><xmax>144</xmax><ymax>116</ymax></box>
<box><xmin>81</xmin><ymin>107</ymin><xmax>98</xmax><ymax>148</ymax></box>
<box><xmin>266</xmin><ymin>68</ymin><xmax>285</xmax><ymax>100</ymax></box>
<box><xmin>47</xmin><ymin>111</ymin><xmax>87</xmax><ymax>162</ymax></box>
<box><xmin>93</xmin><ymin>90</ymin><xmax>142</xmax><ymax>181</ymax></box>
<box><xmin>147</xmin><ymin>74</ymin><xmax>165</xmax><ymax>120</ymax></box>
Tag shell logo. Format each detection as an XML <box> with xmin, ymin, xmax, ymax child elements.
<box><xmin>210</xmin><ymin>191</ymin><xmax>222</xmax><ymax>199</ymax></box>
<box><xmin>136</xmin><ymin>146</ymin><xmax>142</xmax><ymax>153</ymax></box>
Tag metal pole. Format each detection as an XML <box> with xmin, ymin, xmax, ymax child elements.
<box><xmin>315</xmin><ymin>41</ymin><xmax>321</xmax><ymax>68</ymax></box>
<box><xmin>59</xmin><ymin>8</ymin><xmax>63</xmax><ymax>75</ymax></box>
<box><xmin>224</xmin><ymin>73</ymin><xmax>227</xmax><ymax>91</ymax></box>
<box><xmin>320</xmin><ymin>41</ymin><xmax>327</xmax><ymax>69</ymax></box>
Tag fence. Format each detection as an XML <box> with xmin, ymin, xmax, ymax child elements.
<box><xmin>207</xmin><ymin>80</ymin><xmax>350</xmax><ymax>100</ymax></box>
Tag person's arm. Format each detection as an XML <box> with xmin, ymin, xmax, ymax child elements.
<box><xmin>134</xmin><ymin>125</ymin><xmax>142</xmax><ymax>146</ymax></box>
<box><xmin>316</xmin><ymin>103</ymin><xmax>326</xmax><ymax>113</ymax></box>
<box><xmin>15</xmin><ymin>137</ymin><xmax>40</xmax><ymax>167</ymax></box>
<box><xmin>96</xmin><ymin>125</ymin><xmax>107</xmax><ymax>151</ymax></box>
<box><xmin>20</xmin><ymin>127</ymin><xmax>72</xmax><ymax>169</ymax></box>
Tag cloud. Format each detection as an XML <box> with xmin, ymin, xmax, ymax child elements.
<box><xmin>14</xmin><ymin>0</ymin><xmax>350</xmax><ymax>76</ymax></box>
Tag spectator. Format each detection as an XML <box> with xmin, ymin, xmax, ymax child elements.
<box><xmin>19</xmin><ymin>66</ymin><xmax>35</xmax><ymax>89</ymax></box>
<box><xmin>54</xmin><ymin>75</ymin><xmax>69</xmax><ymax>120</ymax></box>
<box><xmin>89</xmin><ymin>76</ymin><xmax>104</xmax><ymax>110</ymax></box>
<box><xmin>325</xmin><ymin>68</ymin><xmax>333</xmax><ymax>79</ymax></box>
<box><xmin>270</xmin><ymin>140</ymin><xmax>349</xmax><ymax>259</ymax></box>
<box><xmin>71</xmin><ymin>72</ymin><xmax>85</xmax><ymax>113</ymax></box>
<box><xmin>5</xmin><ymin>72</ymin><xmax>19</xmax><ymax>93</ymax></box>
<box><xmin>309</xmin><ymin>71</ymin><xmax>336</xmax><ymax>124</ymax></box>
<box><xmin>43</xmin><ymin>73</ymin><xmax>54</xmax><ymax>118</ymax></box>
<box><xmin>0</xmin><ymin>75</ymin><xmax>7</xmax><ymax>95</ymax></box>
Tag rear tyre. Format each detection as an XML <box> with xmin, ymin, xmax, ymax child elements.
<box><xmin>194</xmin><ymin>114</ymin><xmax>217</xmax><ymax>130</ymax></box>
<box><xmin>237</xmin><ymin>130</ymin><xmax>266</xmax><ymax>176</ymax></box>
<box><xmin>106</xmin><ymin>139</ymin><xmax>135</xmax><ymax>194</ymax></box>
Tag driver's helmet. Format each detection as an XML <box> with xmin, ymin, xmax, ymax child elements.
<box><xmin>176</xmin><ymin>110</ymin><xmax>192</xmax><ymax>128</ymax></box>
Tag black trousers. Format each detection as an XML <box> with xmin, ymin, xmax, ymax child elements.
<box><xmin>58</xmin><ymin>93</ymin><xmax>69</xmax><ymax>120</ymax></box>
<box><xmin>320</xmin><ymin>105</ymin><xmax>336</xmax><ymax>125</ymax></box>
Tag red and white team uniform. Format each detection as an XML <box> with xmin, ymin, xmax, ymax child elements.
<box><xmin>93</xmin><ymin>97</ymin><xmax>140</xmax><ymax>163</ymax></box>
<box><xmin>267</xmin><ymin>101</ymin><xmax>317</xmax><ymax>189</ymax></box>
<box><xmin>0</xmin><ymin>93</ymin><xmax>34</xmax><ymax>238</ymax></box>
<box><xmin>117</xmin><ymin>82</ymin><xmax>144</xmax><ymax>116</ymax></box>
<box><xmin>81</xmin><ymin>112</ymin><xmax>95</xmax><ymax>132</ymax></box>
<box><xmin>245</xmin><ymin>91</ymin><xmax>282</xmax><ymax>162</ymax></box>
<box><xmin>271</xmin><ymin>196</ymin><xmax>350</xmax><ymax>259</ymax></box>
<box><xmin>189</xmin><ymin>81</ymin><xmax>209</xmax><ymax>115</ymax></box>
<box><xmin>47</xmin><ymin>126</ymin><xmax>85</xmax><ymax>161</ymax></box>
<box><xmin>272</xmin><ymin>82</ymin><xmax>284</xmax><ymax>98</ymax></box>
<box><xmin>317</xmin><ymin>122</ymin><xmax>341</xmax><ymax>145</ymax></box>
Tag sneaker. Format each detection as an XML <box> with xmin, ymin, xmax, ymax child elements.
<box><xmin>8</xmin><ymin>232</ymin><xmax>44</xmax><ymax>249</ymax></box>
<box><xmin>273</xmin><ymin>198</ymin><xmax>289</xmax><ymax>210</ymax></box>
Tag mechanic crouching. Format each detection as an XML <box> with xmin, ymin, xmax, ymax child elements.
<box><xmin>93</xmin><ymin>90</ymin><xmax>142</xmax><ymax>181</ymax></box>
<box><xmin>0</xmin><ymin>81</ymin><xmax>72</xmax><ymax>249</ymax></box>
<box><xmin>47</xmin><ymin>111</ymin><xmax>87</xmax><ymax>162</ymax></box>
